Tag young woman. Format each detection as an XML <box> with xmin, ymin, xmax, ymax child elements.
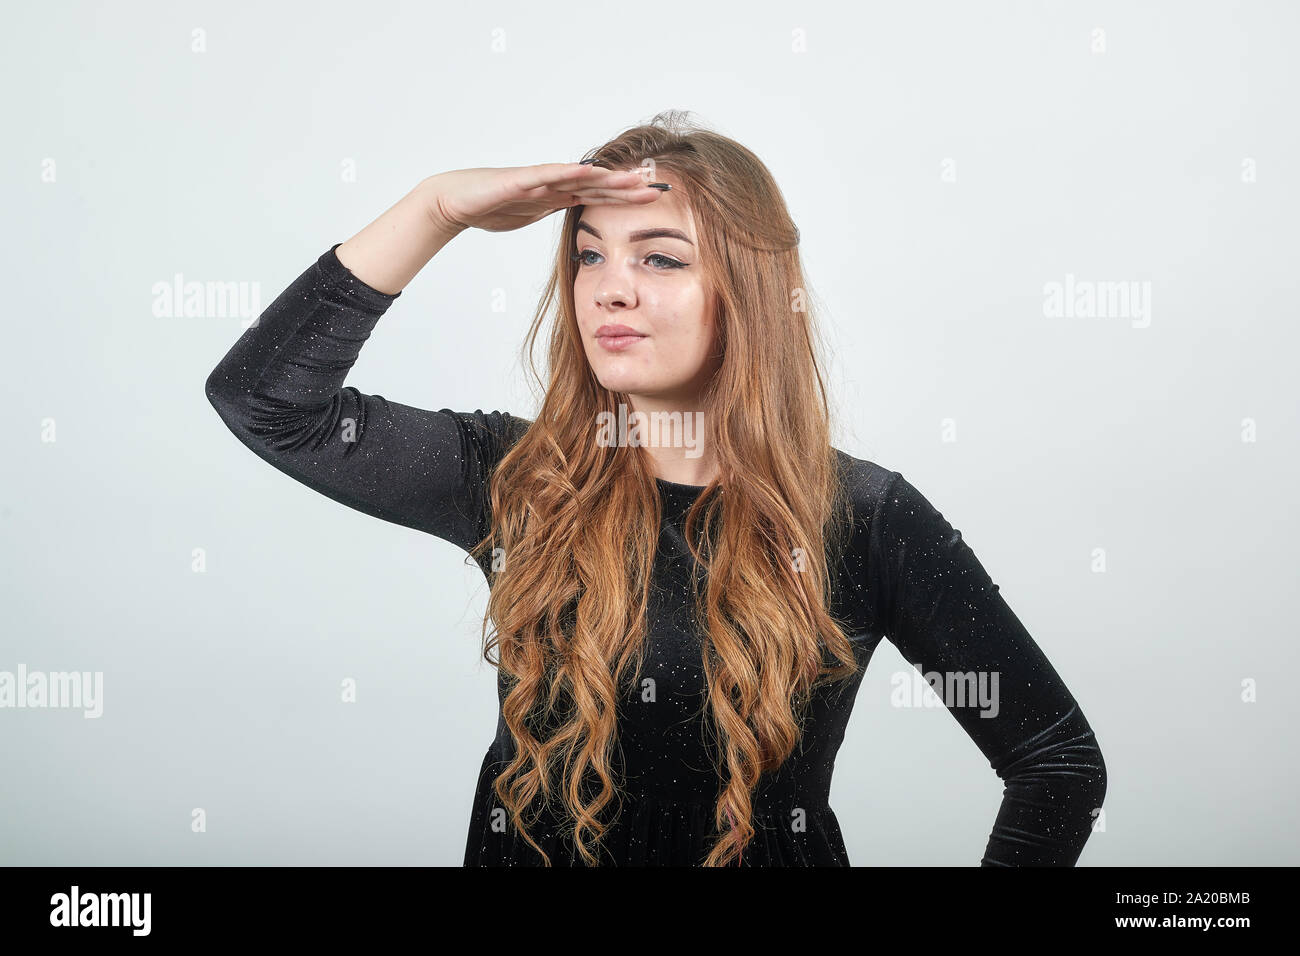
<box><xmin>205</xmin><ymin>113</ymin><xmax>1107</xmax><ymax>867</ymax></box>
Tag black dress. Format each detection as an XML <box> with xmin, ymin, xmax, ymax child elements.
<box><xmin>204</xmin><ymin>243</ymin><xmax>1107</xmax><ymax>866</ymax></box>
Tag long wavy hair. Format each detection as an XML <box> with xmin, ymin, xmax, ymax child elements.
<box><xmin>466</xmin><ymin>110</ymin><xmax>859</xmax><ymax>866</ymax></box>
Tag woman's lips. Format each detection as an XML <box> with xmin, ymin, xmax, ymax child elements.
<box><xmin>595</xmin><ymin>324</ymin><xmax>647</xmax><ymax>352</ymax></box>
<box><xmin>596</xmin><ymin>333</ymin><xmax>646</xmax><ymax>352</ymax></box>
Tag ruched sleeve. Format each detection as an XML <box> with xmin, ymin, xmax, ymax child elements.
<box><xmin>204</xmin><ymin>242</ymin><xmax>524</xmax><ymax>555</ymax></box>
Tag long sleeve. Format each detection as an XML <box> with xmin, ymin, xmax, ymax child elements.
<box><xmin>204</xmin><ymin>242</ymin><xmax>523</xmax><ymax>555</ymax></box>
<box><xmin>869</xmin><ymin>470</ymin><xmax>1107</xmax><ymax>866</ymax></box>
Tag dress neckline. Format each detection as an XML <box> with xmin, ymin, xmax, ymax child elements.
<box><xmin>655</xmin><ymin>476</ymin><xmax>708</xmax><ymax>492</ymax></box>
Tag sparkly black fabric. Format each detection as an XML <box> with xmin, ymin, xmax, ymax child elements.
<box><xmin>205</xmin><ymin>243</ymin><xmax>1107</xmax><ymax>867</ymax></box>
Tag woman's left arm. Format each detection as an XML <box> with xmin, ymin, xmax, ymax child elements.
<box><xmin>868</xmin><ymin>470</ymin><xmax>1108</xmax><ymax>865</ymax></box>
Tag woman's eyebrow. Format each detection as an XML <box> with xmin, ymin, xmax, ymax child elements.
<box><xmin>576</xmin><ymin>221</ymin><xmax>694</xmax><ymax>245</ymax></box>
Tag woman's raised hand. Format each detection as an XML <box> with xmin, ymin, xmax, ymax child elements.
<box><xmin>428</xmin><ymin>163</ymin><xmax>664</xmax><ymax>234</ymax></box>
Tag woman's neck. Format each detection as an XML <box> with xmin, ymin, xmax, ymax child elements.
<box><xmin>622</xmin><ymin>395</ymin><xmax>716</xmax><ymax>486</ymax></box>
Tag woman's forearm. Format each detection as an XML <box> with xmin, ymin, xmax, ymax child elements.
<box><xmin>334</xmin><ymin>174</ymin><xmax>466</xmax><ymax>296</ymax></box>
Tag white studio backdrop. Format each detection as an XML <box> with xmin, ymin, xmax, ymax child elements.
<box><xmin>1</xmin><ymin>0</ymin><xmax>1296</xmax><ymax>865</ymax></box>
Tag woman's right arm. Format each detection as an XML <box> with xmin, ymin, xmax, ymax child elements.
<box><xmin>204</xmin><ymin>165</ymin><xmax>659</xmax><ymax>553</ymax></box>
<box><xmin>332</xmin><ymin>175</ymin><xmax>466</xmax><ymax>295</ymax></box>
<box><xmin>203</xmin><ymin>177</ymin><xmax>513</xmax><ymax>553</ymax></box>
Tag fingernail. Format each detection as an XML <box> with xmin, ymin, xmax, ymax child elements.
<box><xmin>648</xmin><ymin>183</ymin><xmax>671</xmax><ymax>190</ymax></box>
<box><xmin>579</xmin><ymin>158</ymin><xmax>597</xmax><ymax>165</ymax></box>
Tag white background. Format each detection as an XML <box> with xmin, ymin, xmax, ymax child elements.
<box><xmin>2</xmin><ymin>0</ymin><xmax>1296</xmax><ymax>865</ymax></box>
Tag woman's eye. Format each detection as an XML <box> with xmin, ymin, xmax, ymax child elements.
<box><xmin>572</xmin><ymin>250</ymin><xmax>686</xmax><ymax>270</ymax></box>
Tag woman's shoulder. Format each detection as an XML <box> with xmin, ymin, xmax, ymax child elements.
<box><xmin>831</xmin><ymin>447</ymin><xmax>899</xmax><ymax>519</ymax></box>
<box><xmin>830</xmin><ymin>448</ymin><xmax>988</xmax><ymax>577</ymax></box>
<box><xmin>829</xmin><ymin>447</ymin><xmax>953</xmax><ymax>545</ymax></box>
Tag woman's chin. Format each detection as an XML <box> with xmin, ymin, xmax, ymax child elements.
<box><xmin>595</xmin><ymin>375</ymin><xmax>652</xmax><ymax>396</ymax></box>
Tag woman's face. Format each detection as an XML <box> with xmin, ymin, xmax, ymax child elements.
<box><xmin>573</xmin><ymin>174</ymin><xmax>720</xmax><ymax>408</ymax></box>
